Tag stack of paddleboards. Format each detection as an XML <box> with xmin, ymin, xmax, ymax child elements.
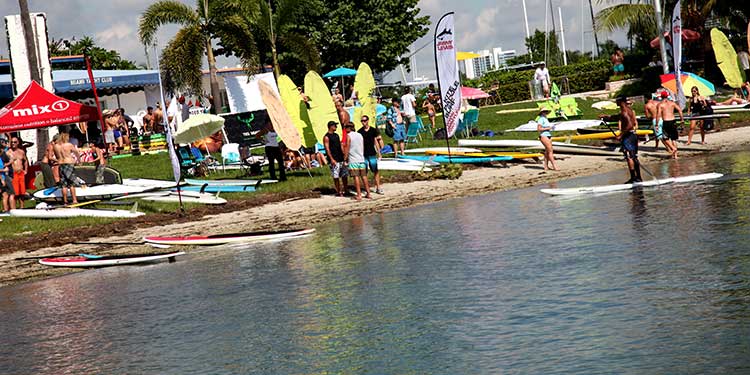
<box><xmin>399</xmin><ymin>154</ymin><xmax>512</xmax><ymax>164</ymax></box>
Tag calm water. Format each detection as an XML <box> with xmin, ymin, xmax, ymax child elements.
<box><xmin>2</xmin><ymin>151</ymin><xmax>750</xmax><ymax>374</ymax></box>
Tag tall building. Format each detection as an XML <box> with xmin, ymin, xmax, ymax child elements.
<box><xmin>462</xmin><ymin>47</ymin><xmax>517</xmax><ymax>79</ymax></box>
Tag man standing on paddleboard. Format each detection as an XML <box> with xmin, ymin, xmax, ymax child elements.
<box><xmin>616</xmin><ymin>96</ymin><xmax>642</xmax><ymax>184</ymax></box>
<box><xmin>656</xmin><ymin>91</ymin><xmax>684</xmax><ymax>159</ymax></box>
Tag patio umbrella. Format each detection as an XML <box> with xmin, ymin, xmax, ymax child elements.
<box><xmin>456</xmin><ymin>51</ymin><xmax>481</xmax><ymax>61</ymax></box>
<box><xmin>650</xmin><ymin>29</ymin><xmax>700</xmax><ymax>49</ymax></box>
<box><xmin>660</xmin><ymin>72</ymin><xmax>715</xmax><ymax>96</ymax></box>
<box><xmin>323</xmin><ymin>67</ymin><xmax>357</xmax><ymax>100</ymax></box>
<box><xmin>461</xmin><ymin>86</ymin><xmax>490</xmax><ymax>100</ymax></box>
<box><xmin>591</xmin><ymin>101</ymin><xmax>618</xmax><ymax>110</ymax></box>
<box><xmin>174</xmin><ymin>113</ymin><xmax>225</xmax><ymax>144</ymax></box>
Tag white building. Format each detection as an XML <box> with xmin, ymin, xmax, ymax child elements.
<box><xmin>462</xmin><ymin>47</ymin><xmax>517</xmax><ymax>79</ymax></box>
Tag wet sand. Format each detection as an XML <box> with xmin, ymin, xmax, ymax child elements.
<box><xmin>2</xmin><ymin>125</ymin><xmax>749</xmax><ymax>287</ymax></box>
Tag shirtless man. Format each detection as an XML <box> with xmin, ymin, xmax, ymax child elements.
<box><xmin>153</xmin><ymin>105</ymin><xmax>165</xmax><ymax>133</ymax></box>
<box><xmin>644</xmin><ymin>95</ymin><xmax>673</xmax><ymax>155</ymax></box>
<box><xmin>142</xmin><ymin>106</ymin><xmax>154</xmax><ymax>134</ymax></box>
<box><xmin>40</xmin><ymin>134</ymin><xmax>59</xmax><ymax>188</ymax></box>
<box><xmin>332</xmin><ymin>88</ymin><xmax>344</xmax><ymax>107</ymax></box>
<box><xmin>53</xmin><ymin>133</ymin><xmax>81</xmax><ymax>205</ymax></box>
<box><xmin>656</xmin><ymin>91</ymin><xmax>684</xmax><ymax>159</ymax></box>
<box><xmin>336</xmin><ymin>100</ymin><xmax>350</xmax><ymax>143</ymax></box>
<box><xmin>616</xmin><ymin>96</ymin><xmax>643</xmax><ymax>184</ymax></box>
<box><xmin>9</xmin><ymin>137</ymin><xmax>28</xmax><ymax>207</ymax></box>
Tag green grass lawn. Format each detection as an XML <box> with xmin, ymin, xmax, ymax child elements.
<box><xmin>3</xmin><ymin>97</ymin><xmax>748</xmax><ymax>240</ymax></box>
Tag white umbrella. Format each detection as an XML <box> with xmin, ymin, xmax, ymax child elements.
<box><xmin>591</xmin><ymin>101</ymin><xmax>618</xmax><ymax>110</ymax></box>
<box><xmin>173</xmin><ymin>114</ymin><xmax>225</xmax><ymax>144</ymax></box>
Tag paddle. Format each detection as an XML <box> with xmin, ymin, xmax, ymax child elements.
<box><xmin>49</xmin><ymin>200</ymin><xmax>101</xmax><ymax>209</ymax></box>
<box><xmin>73</xmin><ymin>241</ymin><xmax>171</xmax><ymax>249</ymax></box>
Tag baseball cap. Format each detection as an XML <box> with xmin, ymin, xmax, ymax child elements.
<box><xmin>327</xmin><ymin>120</ymin><xmax>338</xmax><ymax>128</ymax></box>
<box><xmin>102</xmin><ymin>109</ymin><xmax>114</xmax><ymax>117</ymax></box>
<box><xmin>615</xmin><ymin>95</ymin><xmax>630</xmax><ymax>104</ymax></box>
<box><xmin>660</xmin><ymin>91</ymin><xmax>669</xmax><ymax>98</ymax></box>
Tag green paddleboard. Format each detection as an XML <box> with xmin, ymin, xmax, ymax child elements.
<box><xmin>304</xmin><ymin>71</ymin><xmax>338</xmax><ymax>142</ymax></box>
<box><xmin>278</xmin><ymin>74</ymin><xmax>317</xmax><ymax>147</ymax></box>
<box><xmin>353</xmin><ymin>62</ymin><xmax>377</xmax><ymax>129</ymax></box>
<box><xmin>711</xmin><ymin>28</ymin><xmax>743</xmax><ymax>88</ymax></box>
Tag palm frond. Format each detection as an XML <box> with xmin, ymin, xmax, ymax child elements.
<box><xmin>214</xmin><ymin>14</ymin><xmax>260</xmax><ymax>70</ymax></box>
<box><xmin>159</xmin><ymin>25</ymin><xmax>205</xmax><ymax>94</ymax></box>
<box><xmin>595</xmin><ymin>3</ymin><xmax>656</xmax><ymax>34</ymax></box>
<box><xmin>278</xmin><ymin>32</ymin><xmax>320</xmax><ymax>71</ymax></box>
<box><xmin>139</xmin><ymin>0</ymin><xmax>200</xmax><ymax>46</ymax></box>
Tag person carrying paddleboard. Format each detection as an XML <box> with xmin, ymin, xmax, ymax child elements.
<box><xmin>616</xmin><ymin>96</ymin><xmax>642</xmax><ymax>184</ymax></box>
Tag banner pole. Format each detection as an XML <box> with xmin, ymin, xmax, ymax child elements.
<box><xmin>84</xmin><ymin>56</ymin><xmax>104</xmax><ymax>142</ymax></box>
<box><xmin>434</xmin><ymin>12</ymin><xmax>461</xmax><ymax>163</ymax></box>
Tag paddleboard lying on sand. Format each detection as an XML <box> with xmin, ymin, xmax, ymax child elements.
<box><xmin>459</xmin><ymin>139</ymin><xmax>608</xmax><ymax>150</ymax></box>
<box><xmin>10</xmin><ymin>207</ymin><xmax>145</xmax><ymax>219</ymax></box>
<box><xmin>399</xmin><ymin>155</ymin><xmax>513</xmax><ymax>164</ymax></box>
<box><xmin>33</xmin><ymin>184</ymin><xmax>153</xmax><ymax>202</ymax></box>
<box><xmin>404</xmin><ymin>147</ymin><xmax>482</xmax><ymax>154</ymax></box>
<box><xmin>540</xmin><ymin>173</ymin><xmax>723</xmax><ymax>196</ymax></box>
<box><xmin>378</xmin><ymin>158</ymin><xmax>433</xmax><ymax>172</ymax></box>
<box><xmin>425</xmin><ymin>150</ymin><xmax>542</xmax><ymax>159</ymax></box>
<box><xmin>39</xmin><ymin>251</ymin><xmax>185</xmax><ymax>267</ymax></box>
<box><xmin>184</xmin><ymin>178</ymin><xmax>277</xmax><ymax>186</ymax></box>
<box><xmin>142</xmin><ymin>192</ymin><xmax>227</xmax><ymax>205</ymax></box>
<box><xmin>550</xmin><ymin>129</ymin><xmax>653</xmax><ymax>142</ymax></box>
<box><xmin>511</xmin><ymin>119</ymin><xmax>605</xmax><ymax>132</ymax></box>
<box><xmin>144</xmin><ymin>228</ymin><xmax>316</xmax><ymax>246</ymax></box>
<box><xmin>176</xmin><ymin>185</ymin><xmax>257</xmax><ymax>193</ymax></box>
<box><xmin>711</xmin><ymin>103</ymin><xmax>750</xmax><ymax>113</ymax></box>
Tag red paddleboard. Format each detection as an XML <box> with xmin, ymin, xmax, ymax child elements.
<box><xmin>143</xmin><ymin>228</ymin><xmax>315</xmax><ymax>246</ymax></box>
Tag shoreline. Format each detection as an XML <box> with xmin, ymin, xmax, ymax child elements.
<box><xmin>2</xmin><ymin>126</ymin><xmax>750</xmax><ymax>287</ymax></box>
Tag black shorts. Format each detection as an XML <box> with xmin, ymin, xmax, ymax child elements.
<box><xmin>663</xmin><ymin>120</ymin><xmax>678</xmax><ymax>140</ymax></box>
<box><xmin>621</xmin><ymin>132</ymin><xmax>638</xmax><ymax>159</ymax></box>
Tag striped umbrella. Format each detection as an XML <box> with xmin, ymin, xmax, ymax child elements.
<box><xmin>660</xmin><ymin>72</ymin><xmax>716</xmax><ymax>96</ymax></box>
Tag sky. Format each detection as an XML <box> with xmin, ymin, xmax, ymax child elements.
<box><xmin>0</xmin><ymin>0</ymin><xmax>628</xmax><ymax>80</ymax></box>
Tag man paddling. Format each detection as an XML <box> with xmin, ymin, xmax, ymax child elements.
<box><xmin>656</xmin><ymin>91</ymin><xmax>684</xmax><ymax>159</ymax></box>
<box><xmin>616</xmin><ymin>96</ymin><xmax>642</xmax><ymax>184</ymax></box>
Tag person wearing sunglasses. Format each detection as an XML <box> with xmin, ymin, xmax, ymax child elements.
<box><xmin>357</xmin><ymin>115</ymin><xmax>383</xmax><ymax>194</ymax></box>
<box><xmin>8</xmin><ymin>137</ymin><xmax>27</xmax><ymax>207</ymax></box>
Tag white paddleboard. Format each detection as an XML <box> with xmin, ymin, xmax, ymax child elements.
<box><xmin>711</xmin><ymin>103</ymin><xmax>750</xmax><ymax>113</ymax></box>
<box><xmin>144</xmin><ymin>228</ymin><xmax>316</xmax><ymax>245</ymax></box>
<box><xmin>540</xmin><ymin>173</ymin><xmax>723</xmax><ymax>196</ymax></box>
<box><xmin>122</xmin><ymin>178</ymin><xmax>178</xmax><ymax>189</ymax></box>
<box><xmin>378</xmin><ymin>158</ymin><xmax>434</xmax><ymax>172</ymax></box>
<box><xmin>10</xmin><ymin>208</ymin><xmax>145</xmax><ymax>219</ymax></box>
<box><xmin>510</xmin><ymin>119</ymin><xmax>605</xmax><ymax>132</ymax></box>
<box><xmin>141</xmin><ymin>193</ymin><xmax>227</xmax><ymax>205</ymax></box>
<box><xmin>33</xmin><ymin>184</ymin><xmax>153</xmax><ymax>202</ymax></box>
<box><xmin>39</xmin><ymin>251</ymin><xmax>185</xmax><ymax>267</ymax></box>
<box><xmin>403</xmin><ymin>147</ymin><xmax>482</xmax><ymax>154</ymax></box>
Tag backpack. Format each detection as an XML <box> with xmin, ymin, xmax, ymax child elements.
<box><xmin>433</xmin><ymin>128</ymin><xmax>447</xmax><ymax>140</ymax></box>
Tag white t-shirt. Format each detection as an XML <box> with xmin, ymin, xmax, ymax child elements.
<box><xmin>264</xmin><ymin>131</ymin><xmax>279</xmax><ymax>147</ymax></box>
<box><xmin>400</xmin><ymin>93</ymin><xmax>417</xmax><ymax>116</ymax></box>
<box><xmin>738</xmin><ymin>52</ymin><xmax>750</xmax><ymax>70</ymax></box>
<box><xmin>346</xmin><ymin>131</ymin><xmax>364</xmax><ymax>164</ymax></box>
<box><xmin>534</xmin><ymin>67</ymin><xmax>550</xmax><ymax>84</ymax></box>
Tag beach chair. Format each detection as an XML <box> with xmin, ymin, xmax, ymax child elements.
<box><xmin>559</xmin><ymin>97</ymin><xmax>582</xmax><ymax>118</ymax></box>
<box><xmin>405</xmin><ymin>123</ymin><xmax>420</xmax><ymax>144</ymax></box>
<box><xmin>463</xmin><ymin>109</ymin><xmax>479</xmax><ymax>135</ymax></box>
<box><xmin>415</xmin><ymin>116</ymin><xmax>430</xmax><ymax>138</ymax></box>
<box><xmin>221</xmin><ymin>143</ymin><xmax>245</xmax><ymax>173</ymax></box>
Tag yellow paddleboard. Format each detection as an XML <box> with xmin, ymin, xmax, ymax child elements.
<box><xmin>278</xmin><ymin>74</ymin><xmax>317</xmax><ymax>147</ymax></box>
<box><xmin>259</xmin><ymin>80</ymin><xmax>303</xmax><ymax>151</ymax></box>
<box><xmin>550</xmin><ymin>129</ymin><xmax>652</xmax><ymax>142</ymax></box>
<box><xmin>711</xmin><ymin>28</ymin><xmax>743</xmax><ymax>89</ymax></box>
<box><xmin>353</xmin><ymin>62</ymin><xmax>377</xmax><ymax>129</ymax></box>
<box><xmin>304</xmin><ymin>71</ymin><xmax>339</xmax><ymax>142</ymax></box>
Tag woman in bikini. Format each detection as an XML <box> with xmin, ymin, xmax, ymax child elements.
<box><xmin>536</xmin><ymin>107</ymin><xmax>558</xmax><ymax>171</ymax></box>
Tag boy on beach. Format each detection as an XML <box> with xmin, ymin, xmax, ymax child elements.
<box><xmin>343</xmin><ymin>122</ymin><xmax>371</xmax><ymax>201</ymax></box>
<box><xmin>616</xmin><ymin>96</ymin><xmax>642</xmax><ymax>184</ymax></box>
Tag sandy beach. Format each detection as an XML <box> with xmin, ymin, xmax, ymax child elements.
<box><xmin>2</xmin><ymin>125</ymin><xmax>749</xmax><ymax>287</ymax></box>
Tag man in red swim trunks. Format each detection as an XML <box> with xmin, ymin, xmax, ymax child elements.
<box><xmin>9</xmin><ymin>136</ymin><xmax>27</xmax><ymax>207</ymax></box>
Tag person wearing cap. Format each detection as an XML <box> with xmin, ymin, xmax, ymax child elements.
<box><xmin>656</xmin><ymin>91</ymin><xmax>683</xmax><ymax>159</ymax></box>
<box><xmin>536</xmin><ymin>107</ymin><xmax>558</xmax><ymax>171</ymax></box>
<box><xmin>323</xmin><ymin>121</ymin><xmax>348</xmax><ymax>196</ymax></box>
<box><xmin>644</xmin><ymin>93</ymin><xmax>673</xmax><ymax>154</ymax></box>
<box><xmin>616</xmin><ymin>96</ymin><xmax>643</xmax><ymax>183</ymax></box>
<box><xmin>9</xmin><ymin>136</ymin><xmax>27</xmax><ymax>207</ymax></box>
<box><xmin>534</xmin><ymin>62</ymin><xmax>551</xmax><ymax>98</ymax></box>
<box><xmin>343</xmin><ymin>122</ymin><xmax>371</xmax><ymax>201</ymax></box>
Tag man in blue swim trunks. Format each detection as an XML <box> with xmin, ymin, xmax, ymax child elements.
<box><xmin>358</xmin><ymin>115</ymin><xmax>384</xmax><ymax>194</ymax></box>
<box><xmin>616</xmin><ymin>96</ymin><xmax>642</xmax><ymax>183</ymax></box>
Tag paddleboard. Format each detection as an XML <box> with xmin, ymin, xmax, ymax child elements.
<box><xmin>122</xmin><ymin>178</ymin><xmax>178</xmax><ymax>189</ymax></box>
<box><xmin>426</xmin><ymin>150</ymin><xmax>542</xmax><ymax>159</ymax></box>
<box><xmin>404</xmin><ymin>147</ymin><xmax>482</xmax><ymax>154</ymax></box>
<box><xmin>399</xmin><ymin>155</ymin><xmax>512</xmax><ymax>164</ymax></box>
<box><xmin>140</xmin><ymin>193</ymin><xmax>227</xmax><ymax>205</ymax></box>
<box><xmin>511</xmin><ymin>119</ymin><xmax>605</xmax><ymax>132</ymax></box>
<box><xmin>10</xmin><ymin>208</ymin><xmax>145</xmax><ymax>219</ymax></box>
<box><xmin>540</xmin><ymin>173</ymin><xmax>723</xmax><ymax>196</ymax></box>
<box><xmin>184</xmin><ymin>178</ymin><xmax>277</xmax><ymax>186</ymax></box>
<box><xmin>39</xmin><ymin>251</ymin><xmax>185</xmax><ymax>267</ymax></box>
<box><xmin>33</xmin><ymin>184</ymin><xmax>154</xmax><ymax>202</ymax></box>
<box><xmin>495</xmin><ymin>108</ymin><xmax>537</xmax><ymax>114</ymax></box>
<box><xmin>73</xmin><ymin>165</ymin><xmax>122</xmax><ymax>185</ymax></box>
<box><xmin>144</xmin><ymin>228</ymin><xmax>315</xmax><ymax>246</ymax></box>
<box><xmin>711</xmin><ymin>103</ymin><xmax>750</xmax><ymax>113</ymax></box>
<box><xmin>711</xmin><ymin>28</ymin><xmax>743</xmax><ymax>88</ymax></box>
<box><xmin>550</xmin><ymin>129</ymin><xmax>653</xmax><ymax>142</ymax></box>
<box><xmin>353</xmin><ymin>62</ymin><xmax>377</xmax><ymax>129</ymax></box>
<box><xmin>259</xmin><ymin>80</ymin><xmax>303</xmax><ymax>151</ymax></box>
<box><xmin>176</xmin><ymin>185</ymin><xmax>257</xmax><ymax>193</ymax></box>
<box><xmin>378</xmin><ymin>158</ymin><xmax>433</xmax><ymax>172</ymax></box>
<box><xmin>304</xmin><ymin>71</ymin><xmax>339</xmax><ymax>142</ymax></box>
<box><xmin>278</xmin><ymin>74</ymin><xmax>317</xmax><ymax>147</ymax></box>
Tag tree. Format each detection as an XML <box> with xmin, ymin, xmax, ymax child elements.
<box><xmin>517</xmin><ymin>29</ymin><xmax>562</xmax><ymax>66</ymax></box>
<box><xmin>297</xmin><ymin>0</ymin><xmax>430</xmax><ymax>74</ymax></box>
<box><xmin>215</xmin><ymin>0</ymin><xmax>320</xmax><ymax>79</ymax></box>
<box><xmin>49</xmin><ymin>37</ymin><xmax>139</xmax><ymax>70</ymax></box>
<box><xmin>139</xmin><ymin>0</ymin><xmax>247</xmax><ymax>112</ymax></box>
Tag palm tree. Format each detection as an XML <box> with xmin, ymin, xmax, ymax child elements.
<box><xmin>139</xmin><ymin>0</ymin><xmax>240</xmax><ymax>113</ymax></box>
<box><xmin>595</xmin><ymin>1</ymin><xmax>658</xmax><ymax>52</ymax></box>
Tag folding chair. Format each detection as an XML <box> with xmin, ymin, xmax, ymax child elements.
<box><xmin>405</xmin><ymin>123</ymin><xmax>420</xmax><ymax>144</ymax></box>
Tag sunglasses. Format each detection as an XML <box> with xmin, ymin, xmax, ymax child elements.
<box><xmin>361</xmin><ymin>118</ymin><xmax>368</xmax><ymax>122</ymax></box>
